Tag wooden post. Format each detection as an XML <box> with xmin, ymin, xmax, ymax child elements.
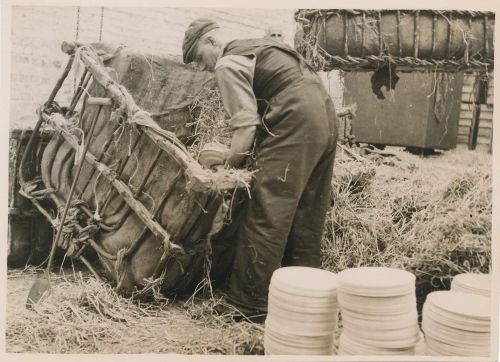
<box><xmin>469</xmin><ymin>101</ymin><xmax>481</xmax><ymax>150</ymax></box>
<box><xmin>469</xmin><ymin>75</ymin><xmax>488</xmax><ymax>150</ymax></box>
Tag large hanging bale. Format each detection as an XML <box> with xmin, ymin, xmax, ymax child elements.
<box><xmin>295</xmin><ymin>9</ymin><xmax>495</xmax><ymax>72</ymax></box>
<box><xmin>29</xmin><ymin>42</ymin><xmax>252</xmax><ymax>297</ymax></box>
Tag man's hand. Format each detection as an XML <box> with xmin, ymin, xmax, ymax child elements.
<box><xmin>226</xmin><ymin>125</ymin><xmax>256</xmax><ymax>168</ymax></box>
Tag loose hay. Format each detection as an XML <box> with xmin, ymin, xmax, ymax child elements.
<box><xmin>187</xmin><ymin>88</ymin><xmax>232</xmax><ymax>158</ymax></box>
<box><xmin>6</xmin><ymin>268</ymin><xmax>264</xmax><ymax>354</ymax></box>
<box><xmin>323</xmin><ymin>148</ymin><xmax>491</xmax><ymax>316</ymax></box>
<box><xmin>7</xmin><ymin>85</ymin><xmax>492</xmax><ymax>353</ymax></box>
<box><xmin>9</xmin><ymin>148</ymin><xmax>490</xmax><ymax>353</ymax></box>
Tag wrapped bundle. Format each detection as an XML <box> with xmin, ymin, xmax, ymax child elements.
<box><xmin>20</xmin><ymin>42</ymin><xmax>252</xmax><ymax>296</ymax></box>
<box><xmin>295</xmin><ymin>9</ymin><xmax>495</xmax><ymax>72</ymax></box>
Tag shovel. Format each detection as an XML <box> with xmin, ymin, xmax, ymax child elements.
<box><xmin>26</xmin><ymin>99</ymin><xmax>106</xmax><ymax>309</ymax></box>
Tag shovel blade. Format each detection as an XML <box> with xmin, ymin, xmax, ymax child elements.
<box><xmin>26</xmin><ymin>276</ymin><xmax>51</xmax><ymax>309</ymax></box>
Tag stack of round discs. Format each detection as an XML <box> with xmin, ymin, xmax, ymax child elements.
<box><xmin>337</xmin><ymin>267</ymin><xmax>420</xmax><ymax>355</ymax></box>
<box><xmin>422</xmin><ymin>291</ymin><xmax>490</xmax><ymax>357</ymax></box>
<box><xmin>451</xmin><ymin>273</ymin><xmax>490</xmax><ymax>297</ymax></box>
<box><xmin>264</xmin><ymin>267</ymin><xmax>339</xmax><ymax>355</ymax></box>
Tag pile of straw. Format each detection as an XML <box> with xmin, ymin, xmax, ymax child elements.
<box><xmin>323</xmin><ymin>149</ymin><xmax>491</xmax><ymax>315</ymax></box>
<box><xmin>8</xmin><ymin>82</ymin><xmax>492</xmax><ymax>353</ymax></box>
<box><xmin>7</xmin><ymin>148</ymin><xmax>491</xmax><ymax>353</ymax></box>
<box><xmin>6</xmin><ymin>268</ymin><xmax>264</xmax><ymax>354</ymax></box>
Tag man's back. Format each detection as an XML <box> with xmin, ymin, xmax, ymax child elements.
<box><xmin>222</xmin><ymin>38</ymin><xmax>322</xmax><ymax>108</ymax></box>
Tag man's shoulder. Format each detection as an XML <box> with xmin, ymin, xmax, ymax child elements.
<box><xmin>216</xmin><ymin>54</ymin><xmax>255</xmax><ymax>70</ymax></box>
<box><xmin>225</xmin><ymin>38</ymin><xmax>279</xmax><ymax>51</ymax></box>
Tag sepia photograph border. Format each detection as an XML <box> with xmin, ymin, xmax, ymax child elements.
<box><xmin>0</xmin><ymin>0</ymin><xmax>498</xmax><ymax>361</ymax></box>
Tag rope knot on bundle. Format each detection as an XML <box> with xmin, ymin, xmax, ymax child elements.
<box><xmin>54</xmin><ymin>199</ymin><xmax>86</xmax><ymax>250</ymax></box>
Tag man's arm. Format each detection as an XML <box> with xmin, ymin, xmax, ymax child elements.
<box><xmin>215</xmin><ymin>55</ymin><xmax>260</xmax><ymax>168</ymax></box>
<box><xmin>226</xmin><ymin>126</ymin><xmax>256</xmax><ymax>167</ymax></box>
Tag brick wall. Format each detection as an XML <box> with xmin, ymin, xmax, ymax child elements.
<box><xmin>9</xmin><ymin>6</ymin><xmax>297</xmax><ymax>129</ymax></box>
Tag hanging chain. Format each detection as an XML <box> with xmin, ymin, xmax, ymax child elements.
<box><xmin>99</xmin><ymin>7</ymin><xmax>104</xmax><ymax>41</ymax></box>
<box><xmin>75</xmin><ymin>6</ymin><xmax>80</xmax><ymax>41</ymax></box>
<box><xmin>74</xmin><ymin>6</ymin><xmax>81</xmax><ymax>93</ymax></box>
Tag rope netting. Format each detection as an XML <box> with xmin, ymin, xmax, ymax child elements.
<box><xmin>295</xmin><ymin>9</ymin><xmax>495</xmax><ymax>72</ymax></box>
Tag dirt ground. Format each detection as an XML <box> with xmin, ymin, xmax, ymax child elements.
<box><xmin>5</xmin><ymin>145</ymin><xmax>492</xmax><ymax>354</ymax></box>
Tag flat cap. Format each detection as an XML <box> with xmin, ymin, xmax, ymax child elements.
<box><xmin>182</xmin><ymin>18</ymin><xmax>220</xmax><ymax>64</ymax></box>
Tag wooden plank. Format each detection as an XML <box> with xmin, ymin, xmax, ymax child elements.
<box><xmin>461</xmin><ymin>93</ymin><xmax>476</xmax><ymax>103</ymax></box>
<box><xmin>461</xmin><ymin>103</ymin><xmax>475</xmax><ymax>110</ymax></box>
<box><xmin>477</xmin><ymin>136</ymin><xmax>491</xmax><ymax>145</ymax></box>
<box><xmin>460</xmin><ymin>103</ymin><xmax>474</xmax><ymax>114</ymax></box>
<box><xmin>457</xmin><ymin>126</ymin><xmax>471</xmax><ymax>135</ymax></box>
<box><xmin>477</xmin><ymin>132</ymin><xmax>491</xmax><ymax>140</ymax></box>
<box><xmin>461</xmin><ymin>73</ymin><xmax>476</xmax><ymax>103</ymax></box>
<box><xmin>459</xmin><ymin>108</ymin><xmax>474</xmax><ymax>115</ymax></box>
<box><xmin>480</xmin><ymin>104</ymin><xmax>494</xmax><ymax>111</ymax></box>
<box><xmin>458</xmin><ymin>119</ymin><xmax>472</xmax><ymax>127</ymax></box>
<box><xmin>478</xmin><ymin>122</ymin><xmax>493</xmax><ymax>129</ymax></box>
<box><xmin>477</xmin><ymin>128</ymin><xmax>492</xmax><ymax>137</ymax></box>
<box><xmin>462</xmin><ymin>74</ymin><xmax>477</xmax><ymax>86</ymax></box>
<box><xmin>480</xmin><ymin>107</ymin><xmax>493</xmax><ymax>114</ymax></box>
<box><xmin>490</xmin><ymin>124</ymin><xmax>494</xmax><ymax>154</ymax></box>
<box><xmin>457</xmin><ymin>135</ymin><xmax>469</xmax><ymax>143</ymax></box>
<box><xmin>478</xmin><ymin>117</ymin><xmax>493</xmax><ymax>126</ymax></box>
<box><xmin>459</xmin><ymin>109</ymin><xmax>474</xmax><ymax>119</ymax></box>
<box><xmin>479</xmin><ymin>112</ymin><xmax>494</xmax><ymax>120</ymax></box>
<box><xmin>486</xmin><ymin>76</ymin><xmax>494</xmax><ymax>104</ymax></box>
<box><xmin>460</xmin><ymin>110</ymin><xmax>474</xmax><ymax>119</ymax></box>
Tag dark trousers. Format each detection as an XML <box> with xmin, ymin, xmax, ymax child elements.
<box><xmin>225</xmin><ymin>78</ymin><xmax>338</xmax><ymax>313</ymax></box>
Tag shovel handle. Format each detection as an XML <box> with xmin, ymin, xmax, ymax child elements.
<box><xmin>45</xmin><ymin>104</ymin><xmax>104</xmax><ymax>278</ymax></box>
